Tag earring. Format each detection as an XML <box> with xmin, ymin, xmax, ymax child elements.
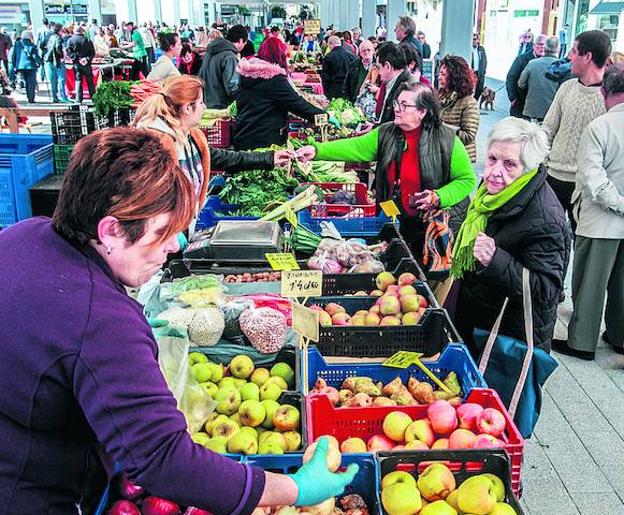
<box><xmin>106</xmin><ymin>245</ymin><xmax>112</xmax><ymax>255</ymax></box>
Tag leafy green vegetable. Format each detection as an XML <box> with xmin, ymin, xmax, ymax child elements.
<box><xmin>326</xmin><ymin>98</ymin><xmax>366</xmax><ymax>128</ymax></box>
<box><xmin>92</xmin><ymin>81</ymin><xmax>138</xmax><ymax>117</ymax></box>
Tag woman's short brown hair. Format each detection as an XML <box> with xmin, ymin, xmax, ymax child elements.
<box><xmin>53</xmin><ymin>127</ymin><xmax>196</xmax><ymax>246</ymax></box>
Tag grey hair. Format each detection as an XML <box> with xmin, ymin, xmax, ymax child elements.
<box><xmin>486</xmin><ymin>117</ymin><xmax>550</xmax><ymax>172</ymax></box>
<box><xmin>603</xmin><ymin>62</ymin><xmax>624</xmax><ymax>95</ymax></box>
<box><xmin>21</xmin><ymin>30</ymin><xmax>33</xmax><ymax>41</ymax></box>
<box><xmin>397</xmin><ymin>16</ymin><xmax>416</xmax><ymax>37</ymax></box>
<box><xmin>535</xmin><ymin>34</ymin><xmax>548</xmax><ymax>45</ymax></box>
<box><xmin>545</xmin><ymin>36</ymin><xmax>560</xmax><ymax>56</ymax></box>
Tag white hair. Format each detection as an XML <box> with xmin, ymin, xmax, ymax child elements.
<box><xmin>486</xmin><ymin>117</ymin><xmax>550</xmax><ymax>172</ymax></box>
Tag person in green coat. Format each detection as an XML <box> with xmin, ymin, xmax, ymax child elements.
<box><xmin>296</xmin><ymin>80</ymin><xmax>476</xmax><ymax>262</ymax></box>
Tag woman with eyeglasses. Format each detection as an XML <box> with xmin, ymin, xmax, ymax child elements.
<box><xmin>296</xmin><ymin>80</ymin><xmax>476</xmax><ymax>261</ymax></box>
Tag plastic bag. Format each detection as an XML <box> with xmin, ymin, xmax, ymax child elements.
<box><xmin>155</xmin><ymin>327</ymin><xmax>216</xmax><ymax>434</ymax></box>
<box><xmin>222</xmin><ymin>298</ymin><xmax>255</xmax><ymax>345</ymax></box>
<box><xmin>239</xmin><ymin>307</ymin><xmax>288</xmax><ymax>354</ymax></box>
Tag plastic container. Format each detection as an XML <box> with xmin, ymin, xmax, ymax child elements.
<box><xmin>0</xmin><ymin>134</ymin><xmax>54</xmax><ymax>226</ymax></box>
<box><xmin>29</xmin><ymin>174</ymin><xmax>64</xmax><ymax>217</ymax></box>
<box><xmin>298</xmin><ymin>208</ymin><xmax>394</xmax><ymax>238</ymax></box>
<box><xmin>50</xmin><ymin>106</ymin><xmax>98</xmax><ymax>145</ymax></box>
<box><xmin>306</xmin><ymin>388</ymin><xmax>525</xmax><ymax>498</ymax></box>
<box><xmin>201</xmin><ymin>119</ymin><xmax>234</xmax><ymax>148</ymax></box>
<box><xmin>53</xmin><ymin>143</ymin><xmax>74</xmax><ymax>174</ymax></box>
<box><xmin>304</xmin><ymin>343</ymin><xmax>486</xmax><ymax>398</ymax></box>
<box><xmin>303</xmin><ymin>182</ymin><xmax>375</xmax><ymax>217</ymax></box>
<box><xmin>196</xmin><ymin>195</ymin><xmax>259</xmax><ymax>230</ymax></box>
<box><xmin>377</xmin><ymin>449</ymin><xmax>525</xmax><ymax>510</ymax></box>
<box><xmin>244</xmin><ymin>453</ymin><xmax>381</xmax><ymax>515</ymax></box>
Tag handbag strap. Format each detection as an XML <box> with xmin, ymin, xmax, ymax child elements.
<box><xmin>478</xmin><ymin>268</ymin><xmax>535</xmax><ymax>418</ymax></box>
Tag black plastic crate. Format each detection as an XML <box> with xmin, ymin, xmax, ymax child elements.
<box><xmin>97</xmin><ymin>107</ymin><xmax>136</xmax><ymax>129</ymax></box>
<box><xmin>377</xmin><ymin>449</ymin><xmax>524</xmax><ymax>512</ymax></box>
<box><xmin>53</xmin><ymin>144</ymin><xmax>74</xmax><ymax>174</ymax></box>
<box><xmin>313</xmin><ymin>308</ymin><xmax>459</xmax><ymax>358</ymax></box>
<box><xmin>29</xmin><ymin>174</ymin><xmax>64</xmax><ymax>217</ymax></box>
<box><xmin>50</xmin><ymin>106</ymin><xmax>98</xmax><ymax>145</ymax></box>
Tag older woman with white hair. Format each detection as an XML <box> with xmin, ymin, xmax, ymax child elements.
<box><xmin>452</xmin><ymin>117</ymin><xmax>572</xmax><ymax>355</ymax></box>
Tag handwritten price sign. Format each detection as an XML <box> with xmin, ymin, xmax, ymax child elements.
<box><xmin>291</xmin><ymin>302</ymin><xmax>320</xmax><ymax>342</ymax></box>
<box><xmin>281</xmin><ymin>270</ymin><xmax>323</xmax><ymax>297</ymax></box>
<box><xmin>265</xmin><ymin>253</ymin><xmax>300</xmax><ymax>271</ymax></box>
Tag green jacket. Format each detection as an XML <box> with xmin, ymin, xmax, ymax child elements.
<box><xmin>131</xmin><ymin>30</ymin><xmax>147</xmax><ymax>60</ymax></box>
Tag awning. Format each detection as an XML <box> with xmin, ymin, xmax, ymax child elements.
<box><xmin>590</xmin><ymin>1</ymin><xmax>624</xmax><ymax>15</ymax></box>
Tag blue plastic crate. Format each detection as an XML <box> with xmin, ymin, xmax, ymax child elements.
<box><xmin>298</xmin><ymin>207</ymin><xmax>395</xmax><ymax>237</ymax></box>
<box><xmin>243</xmin><ymin>453</ymin><xmax>381</xmax><ymax>514</ymax></box>
<box><xmin>0</xmin><ymin>134</ymin><xmax>53</xmax><ymax>227</ymax></box>
<box><xmin>196</xmin><ymin>195</ymin><xmax>258</xmax><ymax>230</ymax></box>
<box><xmin>303</xmin><ymin>343</ymin><xmax>486</xmax><ymax>396</ymax></box>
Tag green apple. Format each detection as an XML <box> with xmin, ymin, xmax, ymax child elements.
<box><xmin>265</xmin><ymin>376</ymin><xmax>288</xmax><ymax>390</ymax></box>
<box><xmin>457</xmin><ymin>475</ymin><xmax>497</xmax><ymax>515</ymax></box>
<box><xmin>483</xmin><ymin>473</ymin><xmax>505</xmax><ymax>502</ymax></box>
<box><xmin>270</xmin><ymin>362</ymin><xmax>295</xmax><ymax>389</ymax></box>
<box><xmin>200</xmin><ymin>381</ymin><xmax>219</xmax><ymax>398</ymax></box>
<box><xmin>259</xmin><ymin>431</ymin><xmax>286</xmax><ymax>450</ymax></box>
<box><xmin>417</xmin><ymin>463</ymin><xmax>456</xmax><ymax>502</ymax></box>
<box><xmin>204</xmin><ymin>436</ymin><xmax>229</xmax><ymax>453</ymax></box>
<box><xmin>238</xmin><ymin>400</ymin><xmax>266</xmax><ymax>427</ymax></box>
<box><xmin>381</xmin><ymin>471</ymin><xmax>417</xmax><ymax>490</ymax></box>
<box><xmin>204</xmin><ymin>414</ymin><xmax>228</xmax><ymax>434</ymax></box>
<box><xmin>251</xmin><ymin>367</ymin><xmax>271</xmax><ymax>387</ymax></box>
<box><xmin>232</xmin><ymin>378</ymin><xmax>248</xmax><ymax>389</ymax></box>
<box><xmin>261</xmin><ymin>399</ymin><xmax>280</xmax><ymax>428</ymax></box>
<box><xmin>258</xmin><ymin>441</ymin><xmax>285</xmax><ymax>455</ymax></box>
<box><xmin>208</xmin><ymin>363</ymin><xmax>224</xmax><ymax>383</ymax></box>
<box><xmin>215</xmin><ymin>385</ymin><xmax>242</xmax><ymax>415</ymax></box>
<box><xmin>191</xmin><ymin>363</ymin><xmax>214</xmax><ymax>383</ymax></box>
<box><xmin>489</xmin><ymin>502</ymin><xmax>517</xmax><ymax>514</ymax></box>
<box><xmin>230</xmin><ymin>412</ymin><xmax>242</xmax><ymax>425</ymax></box>
<box><xmin>230</xmin><ymin>355</ymin><xmax>255</xmax><ymax>379</ymax></box>
<box><xmin>240</xmin><ymin>382</ymin><xmax>260</xmax><ymax>401</ymax></box>
<box><xmin>272</xmin><ymin>405</ymin><xmax>300</xmax><ymax>432</ymax></box>
<box><xmin>211</xmin><ymin>418</ymin><xmax>240</xmax><ymax>439</ymax></box>
<box><xmin>219</xmin><ymin>377</ymin><xmax>237</xmax><ymax>388</ymax></box>
<box><xmin>282</xmin><ymin>430</ymin><xmax>302</xmax><ymax>451</ymax></box>
<box><xmin>381</xmin><ymin>482</ymin><xmax>422</xmax><ymax>515</ymax></box>
<box><xmin>239</xmin><ymin>426</ymin><xmax>259</xmax><ymax>441</ymax></box>
<box><xmin>227</xmin><ymin>430</ymin><xmax>259</xmax><ymax>454</ymax></box>
<box><xmin>189</xmin><ymin>352</ymin><xmax>209</xmax><ymax>366</ymax></box>
<box><xmin>191</xmin><ymin>432</ymin><xmax>210</xmax><ymax>446</ymax></box>
<box><xmin>259</xmin><ymin>382</ymin><xmax>283</xmax><ymax>402</ymax></box>
<box><xmin>420</xmin><ymin>500</ymin><xmax>457</xmax><ymax>514</ymax></box>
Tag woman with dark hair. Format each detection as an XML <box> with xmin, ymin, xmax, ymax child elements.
<box><xmin>178</xmin><ymin>42</ymin><xmax>202</xmax><ymax>75</ymax></box>
<box><xmin>342</xmin><ymin>30</ymin><xmax>357</xmax><ymax>54</ymax></box>
<box><xmin>233</xmin><ymin>36</ymin><xmax>326</xmax><ymax>150</ymax></box>
<box><xmin>296</xmin><ymin>81</ymin><xmax>476</xmax><ymax>258</ymax></box>
<box><xmin>400</xmin><ymin>42</ymin><xmax>430</xmax><ymax>86</ymax></box>
<box><xmin>438</xmin><ymin>55</ymin><xmax>480</xmax><ymax>162</ymax></box>
<box><xmin>147</xmin><ymin>32</ymin><xmax>182</xmax><ymax>83</ymax></box>
<box><xmin>0</xmin><ymin>128</ymin><xmax>357</xmax><ymax>513</ymax></box>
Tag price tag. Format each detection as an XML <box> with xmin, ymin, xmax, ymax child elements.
<box><xmin>281</xmin><ymin>270</ymin><xmax>323</xmax><ymax>297</ymax></box>
<box><xmin>382</xmin><ymin>351</ymin><xmax>423</xmax><ymax>369</ymax></box>
<box><xmin>284</xmin><ymin>204</ymin><xmax>298</xmax><ymax>228</ymax></box>
<box><xmin>291</xmin><ymin>302</ymin><xmax>320</xmax><ymax>342</ymax></box>
<box><xmin>379</xmin><ymin>200</ymin><xmax>401</xmax><ymax>222</ymax></box>
<box><xmin>265</xmin><ymin>253</ymin><xmax>300</xmax><ymax>271</ymax></box>
<box><xmin>314</xmin><ymin>113</ymin><xmax>328</xmax><ymax>127</ymax></box>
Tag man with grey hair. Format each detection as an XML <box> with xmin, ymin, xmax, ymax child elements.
<box><xmin>553</xmin><ymin>63</ymin><xmax>624</xmax><ymax>360</ymax></box>
<box><xmin>321</xmin><ymin>35</ymin><xmax>357</xmax><ymax>100</ymax></box>
<box><xmin>394</xmin><ymin>15</ymin><xmax>423</xmax><ymax>59</ymax></box>
<box><xmin>506</xmin><ymin>34</ymin><xmax>547</xmax><ymax>117</ymax></box>
<box><xmin>518</xmin><ymin>36</ymin><xmax>560</xmax><ymax>121</ymax></box>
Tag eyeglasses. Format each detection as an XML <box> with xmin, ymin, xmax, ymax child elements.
<box><xmin>393</xmin><ymin>100</ymin><xmax>419</xmax><ymax>112</ymax></box>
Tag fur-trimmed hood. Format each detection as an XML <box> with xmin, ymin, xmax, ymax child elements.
<box><xmin>237</xmin><ymin>57</ymin><xmax>286</xmax><ymax>80</ymax></box>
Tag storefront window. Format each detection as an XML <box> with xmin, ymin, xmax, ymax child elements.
<box><xmin>575</xmin><ymin>0</ymin><xmax>590</xmax><ymax>35</ymax></box>
<box><xmin>597</xmin><ymin>13</ymin><xmax>619</xmax><ymax>41</ymax></box>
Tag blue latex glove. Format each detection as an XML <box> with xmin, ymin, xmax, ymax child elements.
<box><xmin>177</xmin><ymin>232</ymin><xmax>188</xmax><ymax>252</ymax></box>
<box><xmin>148</xmin><ymin>318</ymin><xmax>186</xmax><ymax>338</ymax></box>
<box><xmin>328</xmin><ymin>116</ymin><xmax>341</xmax><ymax>129</ymax></box>
<box><xmin>289</xmin><ymin>437</ymin><xmax>359</xmax><ymax>507</ymax></box>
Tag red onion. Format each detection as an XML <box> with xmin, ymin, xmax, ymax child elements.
<box><xmin>141</xmin><ymin>496</ymin><xmax>181</xmax><ymax>515</ymax></box>
<box><xmin>120</xmin><ymin>476</ymin><xmax>145</xmax><ymax>501</ymax></box>
<box><xmin>184</xmin><ymin>508</ymin><xmax>213</xmax><ymax>515</ymax></box>
<box><xmin>108</xmin><ymin>500</ymin><xmax>140</xmax><ymax>515</ymax></box>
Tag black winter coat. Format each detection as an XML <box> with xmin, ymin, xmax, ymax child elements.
<box><xmin>233</xmin><ymin>58</ymin><xmax>324</xmax><ymax>150</ymax></box>
<box><xmin>454</xmin><ymin>166</ymin><xmax>571</xmax><ymax>355</ymax></box>
<box><xmin>199</xmin><ymin>38</ymin><xmax>240</xmax><ymax>109</ymax></box>
<box><xmin>505</xmin><ymin>52</ymin><xmax>534</xmax><ymax>117</ymax></box>
<box><xmin>321</xmin><ymin>46</ymin><xmax>358</xmax><ymax>100</ymax></box>
<box><xmin>343</xmin><ymin>58</ymin><xmax>367</xmax><ymax>102</ymax></box>
<box><xmin>210</xmin><ymin>147</ymin><xmax>273</xmax><ymax>172</ymax></box>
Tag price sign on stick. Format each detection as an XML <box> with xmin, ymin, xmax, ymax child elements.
<box><xmin>382</xmin><ymin>351</ymin><xmax>423</xmax><ymax>369</ymax></box>
<box><xmin>284</xmin><ymin>204</ymin><xmax>298</xmax><ymax>228</ymax></box>
<box><xmin>281</xmin><ymin>270</ymin><xmax>323</xmax><ymax>297</ymax></box>
<box><xmin>379</xmin><ymin>200</ymin><xmax>401</xmax><ymax>223</ymax></box>
<box><xmin>291</xmin><ymin>302</ymin><xmax>320</xmax><ymax>342</ymax></box>
<box><xmin>314</xmin><ymin>114</ymin><xmax>328</xmax><ymax>127</ymax></box>
<box><xmin>265</xmin><ymin>253</ymin><xmax>300</xmax><ymax>271</ymax></box>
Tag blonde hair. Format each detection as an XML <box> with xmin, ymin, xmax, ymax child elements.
<box><xmin>609</xmin><ymin>51</ymin><xmax>624</xmax><ymax>65</ymax></box>
<box><xmin>132</xmin><ymin>75</ymin><xmax>204</xmax><ymax>146</ymax></box>
<box><xmin>207</xmin><ymin>29</ymin><xmax>223</xmax><ymax>42</ymax></box>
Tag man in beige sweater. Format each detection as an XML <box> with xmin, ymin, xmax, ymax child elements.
<box><xmin>543</xmin><ymin>30</ymin><xmax>612</xmax><ymax>234</ymax></box>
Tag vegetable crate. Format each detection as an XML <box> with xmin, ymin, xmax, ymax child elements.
<box><xmin>97</xmin><ymin>107</ymin><xmax>136</xmax><ymax>129</ymax></box>
<box><xmin>298</xmin><ymin>207</ymin><xmax>394</xmax><ymax>238</ymax></box>
<box><xmin>244</xmin><ymin>453</ymin><xmax>382</xmax><ymax>515</ymax></box>
<box><xmin>310</xmin><ymin>305</ymin><xmax>459</xmax><ymax>359</ymax></box>
<box><xmin>302</xmin><ymin>182</ymin><xmax>376</xmax><ymax>217</ymax></box>
<box><xmin>377</xmin><ymin>449</ymin><xmax>525</xmax><ymax>510</ymax></box>
<box><xmin>201</xmin><ymin>119</ymin><xmax>234</xmax><ymax>148</ymax></box>
<box><xmin>303</xmin><ymin>343</ymin><xmax>486</xmax><ymax>399</ymax></box>
<box><xmin>306</xmin><ymin>388</ymin><xmax>525</xmax><ymax>498</ymax></box>
<box><xmin>53</xmin><ymin>144</ymin><xmax>74</xmax><ymax>174</ymax></box>
<box><xmin>50</xmin><ymin>106</ymin><xmax>99</xmax><ymax>145</ymax></box>
<box><xmin>0</xmin><ymin>134</ymin><xmax>53</xmax><ymax>227</ymax></box>
<box><xmin>196</xmin><ymin>195</ymin><xmax>259</xmax><ymax>230</ymax></box>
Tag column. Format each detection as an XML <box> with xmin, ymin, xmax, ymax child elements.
<box><xmin>331</xmin><ymin>0</ymin><xmax>341</xmax><ymax>29</ymax></box>
<box><xmin>362</xmin><ymin>0</ymin><xmax>376</xmax><ymax>38</ymax></box>
<box><xmin>204</xmin><ymin>0</ymin><xmax>215</xmax><ymax>26</ymax></box>
<box><xmin>339</xmin><ymin>0</ymin><xmax>350</xmax><ymax>31</ymax></box>
<box><xmin>173</xmin><ymin>0</ymin><xmax>181</xmax><ymax>25</ymax></box>
<box><xmin>87</xmin><ymin>0</ymin><xmax>102</xmax><ymax>23</ymax></box>
<box><xmin>616</xmin><ymin>8</ymin><xmax>624</xmax><ymax>52</ymax></box>
<box><xmin>128</xmin><ymin>0</ymin><xmax>138</xmax><ymax>24</ymax></box>
<box><xmin>387</xmin><ymin>0</ymin><xmax>406</xmax><ymax>39</ymax></box>
<box><xmin>28</xmin><ymin>0</ymin><xmax>45</xmax><ymax>36</ymax></box>
<box><xmin>440</xmin><ymin>0</ymin><xmax>474</xmax><ymax>62</ymax></box>
<box><xmin>320</xmin><ymin>0</ymin><xmax>330</xmax><ymax>27</ymax></box>
<box><xmin>154</xmin><ymin>0</ymin><xmax>162</xmax><ymax>23</ymax></box>
<box><xmin>346</xmin><ymin>0</ymin><xmax>360</xmax><ymax>31</ymax></box>
<box><xmin>186</xmin><ymin>0</ymin><xmax>197</xmax><ymax>26</ymax></box>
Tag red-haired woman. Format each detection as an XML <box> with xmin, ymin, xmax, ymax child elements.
<box><xmin>233</xmin><ymin>36</ymin><xmax>326</xmax><ymax>150</ymax></box>
<box><xmin>438</xmin><ymin>55</ymin><xmax>480</xmax><ymax>162</ymax></box>
<box><xmin>0</xmin><ymin>128</ymin><xmax>357</xmax><ymax>512</ymax></box>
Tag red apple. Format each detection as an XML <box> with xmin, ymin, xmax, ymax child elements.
<box><xmin>431</xmin><ymin>438</ymin><xmax>449</xmax><ymax>449</ymax></box>
<box><xmin>472</xmin><ymin>433</ymin><xmax>504</xmax><ymax>449</ymax></box>
<box><xmin>476</xmin><ymin>408</ymin><xmax>506</xmax><ymax>437</ymax></box>
<box><xmin>398</xmin><ymin>272</ymin><xmax>417</xmax><ymax>286</ymax></box>
<box><xmin>427</xmin><ymin>400</ymin><xmax>458</xmax><ymax>435</ymax></box>
<box><xmin>448</xmin><ymin>428</ymin><xmax>477</xmax><ymax>449</ymax></box>
<box><xmin>456</xmin><ymin>403</ymin><xmax>484</xmax><ymax>431</ymax></box>
<box><xmin>367</xmin><ymin>434</ymin><xmax>395</xmax><ymax>452</ymax></box>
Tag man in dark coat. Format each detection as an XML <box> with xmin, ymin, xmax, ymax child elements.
<box><xmin>66</xmin><ymin>26</ymin><xmax>95</xmax><ymax>103</ymax></box>
<box><xmin>394</xmin><ymin>15</ymin><xmax>423</xmax><ymax>59</ymax></box>
<box><xmin>506</xmin><ymin>34</ymin><xmax>546</xmax><ymax>118</ymax></box>
<box><xmin>321</xmin><ymin>35</ymin><xmax>357</xmax><ymax>100</ymax></box>
<box><xmin>343</xmin><ymin>39</ymin><xmax>375</xmax><ymax>102</ymax></box>
<box><xmin>199</xmin><ymin>24</ymin><xmax>247</xmax><ymax>108</ymax></box>
<box><xmin>417</xmin><ymin>31</ymin><xmax>431</xmax><ymax>59</ymax></box>
<box><xmin>470</xmin><ymin>33</ymin><xmax>487</xmax><ymax>100</ymax></box>
<box><xmin>375</xmin><ymin>42</ymin><xmax>412</xmax><ymax>124</ymax></box>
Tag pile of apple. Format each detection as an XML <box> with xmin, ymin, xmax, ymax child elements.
<box><xmin>333</xmin><ymin>400</ymin><xmax>507</xmax><ymax>454</ymax></box>
<box><xmin>311</xmin><ymin>272</ymin><xmax>429</xmax><ymax>327</ymax></box>
<box><xmin>381</xmin><ymin>466</ymin><xmax>517</xmax><ymax>515</ymax></box>
<box><xmin>189</xmin><ymin>353</ymin><xmax>302</xmax><ymax>454</ymax></box>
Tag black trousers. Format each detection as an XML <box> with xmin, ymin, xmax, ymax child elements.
<box><xmin>74</xmin><ymin>63</ymin><xmax>95</xmax><ymax>101</ymax></box>
<box><xmin>21</xmin><ymin>69</ymin><xmax>36</xmax><ymax>102</ymax></box>
<box><xmin>130</xmin><ymin>56</ymin><xmax>150</xmax><ymax>80</ymax></box>
<box><xmin>547</xmin><ymin>174</ymin><xmax>576</xmax><ymax>235</ymax></box>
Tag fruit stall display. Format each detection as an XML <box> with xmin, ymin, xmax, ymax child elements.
<box><xmin>305</xmin><ymin>390</ymin><xmax>524</xmax><ymax>497</ymax></box>
<box><xmin>378</xmin><ymin>449</ymin><xmax>523</xmax><ymax>515</ymax></box>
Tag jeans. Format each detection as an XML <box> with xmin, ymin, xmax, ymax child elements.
<box><xmin>20</xmin><ymin>69</ymin><xmax>37</xmax><ymax>102</ymax></box>
<box><xmin>46</xmin><ymin>62</ymin><xmax>68</xmax><ymax>101</ymax></box>
<box><xmin>73</xmin><ymin>62</ymin><xmax>95</xmax><ymax>102</ymax></box>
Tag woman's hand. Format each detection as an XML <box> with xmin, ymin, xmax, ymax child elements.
<box><xmin>410</xmin><ymin>190</ymin><xmax>440</xmax><ymax>211</ymax></box>
<box><xmin>295</xmin><ymin>145</ymin><xmax>317</xmax><ymax>163</ymax></box>
<box><xmin>473</xmin><ymin>232</ymin><xmax>496</xmax><ymax>267</ymax></box>
<box><xmin>367</xmin><ymin>83</ymin><xmax>380</xmax><ymax>94</ymax></box>
<box><xmin>273</xmin><ymin>150</ymin><xmax>293</xmax><ymax>167</ymax></box>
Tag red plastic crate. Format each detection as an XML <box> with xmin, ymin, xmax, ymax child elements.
<box><xmin>305</xmin><ymin>388</ymin><xmax>525</xmax><ymax>497</ymax></box>
<box><xmin>201</xmin><ymin>119</ymin><xmax>234</xmax><ymax>148</ymax></box>
<box><xmin>304</xmin><ymin>182</ymin><xmax>375</xmax><ymax>217</ymax></box>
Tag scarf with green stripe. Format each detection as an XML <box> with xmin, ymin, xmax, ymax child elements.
<box><xmin>451</xmin><ymin>169</ymin><xmax>538</xmax><ymax>278</ymax></box>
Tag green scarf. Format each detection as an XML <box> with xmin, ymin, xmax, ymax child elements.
<box><xmin>451</xmin><ymin>169</ymin><xmax>538</xmax><ymax>278</ymax></box>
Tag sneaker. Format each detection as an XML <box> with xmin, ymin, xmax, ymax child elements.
<box><xmin>52</xmin><ymin>98</ymin><xmax>60</xmax><ymax>103</ymax></box>
<box><xmin>61</xmin><ymin>98</ymin><xmax>71</xmax><ymax>103</ymax></box>
<box><xmin>602</xmin><ymin>332</ymin><xmax>624</xmax><ymax>355</ymax></box>
<box><xmin>551</xmin><ymin>339</ymin><xmax>595</xmax><ymax>360</ymax></box>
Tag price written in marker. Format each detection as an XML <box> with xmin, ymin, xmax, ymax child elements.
<box><xmin>379</xmin><ymin>199</ymin><xmax>401</xmax><ymax>223</ymax></box>
<box><xmin>291</xmin><ymin>302</ymin><xmax>320</xmax><ymax>342</ymax></box>
<box><xmin>265</xmin><ymin>253</ymin><xmax>300</xmax><ymax>271</ymax></box>
<box><xmin>314</xmin><ymin>113</ymin><xmax>328</xmax><ymax>127</ymax></box>
<box><xmin>281</xmin><ymin>270</ymin><xmax>323</xmax><ymax>297</ymax></box>
<box><xmin>382</xmin><ymin>351</ymin><xmax>423</xmax><ymax>369</ymax></box>
<box><xmin>284</xmin><ymin>204</ymin><xmax>298</xmax><ymax>228</ymax></box>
